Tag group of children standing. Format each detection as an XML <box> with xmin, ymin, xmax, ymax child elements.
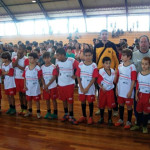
<box><xmin>0</xmin><ymin>44</ymin><xmax>150</xmax><ymax>134</ymax></box>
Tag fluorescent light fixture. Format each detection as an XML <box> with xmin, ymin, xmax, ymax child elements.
<box><xmin>32</xmin><ymin>0</ymin><xmax>36</xmax><ymax>3</ymax></box>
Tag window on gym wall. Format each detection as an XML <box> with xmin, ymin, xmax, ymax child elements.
<box><xmin>4</xmin><ymin>22</ymin><xmax>17</xmax><ymax>36</ymax></box>
<box><xmin>17</xmin><ymin>21</ymin><xmax>34</xmax><ymax>35</ymax></box>
<box><xmin>86</xmin><ymin>17</ymin><xmax>107</xmax><ymax>32</ymax></box>
<box><xmin>0</xmin><ymin>23</ymin><xmax>4</xmax><ymax>36</ymax></box>
<box><xmin>69</xmin><ymin>18</ymin><xmax>86</xmax><ymax>33</ymax></box>
<box><xmin>34</xmin><ymin>20</ymin><xmax>49</xmax><ymax>35</ymax></box>
<box><xmin>48</xmin><ymin>19</ymin><xmax>68</xmax><ymax>34</ymax></box>
<box><xmin>128</xmin><ymin>15</ymin><xmax>149</xmax><ymax>31</ymax></box>
<box><xmin>108</xmin><ymin>16</ymin><xmax>127</xmax><ymax>32</ymax></box>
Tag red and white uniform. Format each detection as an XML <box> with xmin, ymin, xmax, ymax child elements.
<box><xmin>2</xmin><ymin>62</ymin><xmax>16</xmax><ymax>90</ymax></box>
<box><xmin>97</xmin><ymin>68</ymin><xmax>116</xmax><ymax>109</ymax></box>
<box><xmin>56</xmin><ymin>57</ymin><xmax>79</xmax><ymax>103</ymax></box>
<box><xmin>2</xmin><ymin>62</ymin><xmax>16</xmax><ymax>95</ymax></box>
<box><xmin>56</xmin><ymin>57</ymin><xmax>78</xmax><ymax>86</ymax></box>
<box><xmin>41</xmin><ymin>64</ymin><xmax>58</xmax><ymax>100</ymax></box>
<box><xmin>76</xmin><ymin>62</ymin><xmax>98</xmax><ymax>102</ymax></box>
<box><xmin>12</xmin><ymin>56</ymin><xmax>29</xmax><ymax>79</ymax></box>
<box><xmin>23</xmin><ymin>65</ymin><xmax>42</xmax><ymax>97</ymax></box>
<box><xmin>117</xmin><ymin>63</ymin><xmax>137</xmax><ymax>99</ymax></box>
<box><xmin>98</xmin><ymin>68</ymin><xmax>115</xmax><ymax>91</ymax></box>
<box><xmin>41</xmin><ymin>64</ymin><xmax>57</xmax><ymax>89</ymax></box>
<box><xmin>136</xmin><ymin>72</ymin><xmax>150</xmax><ymax>113</ymax></box>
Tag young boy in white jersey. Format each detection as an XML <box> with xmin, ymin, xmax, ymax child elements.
<box><xmin>12</xmin><ymin>44</ymin><xmax>29</xmax><ymax>115</ymax></box>
<box><xmin>76</xmin><ymin>49</ymin><xmax>98</xmax><ymax>125</ymax></box>
<box><xmin>56</xmin><ymin>48</ymin><xmax>79</xmax><ymax>125</ymax></box>
<box><xmin>41</xmin><ymin>52</ymin><xmax>58</xmax><ymax>119</ymax></box>
<box><xmin>131</xmin><ymin>57</ymin><xmax>150</xmax><ymax>133</ymax></box>
<box><xmin>23</xmin><ymin>53</ymin><xmax>42</xmax><ymax>119</ymax></box>
<box><xmin>1</xmin><ymin>52</ymin><xmax>16</xmax><ymax>115</ymax></box>
<box><xmin>97</xmin><ymin>57</ymin><xmax>117</xmax><ymax>125</ymax></box>
<box><xmin>115</xmin><ymin>49</ymin><xmax>137</xmax><ymax>129</ymax></box>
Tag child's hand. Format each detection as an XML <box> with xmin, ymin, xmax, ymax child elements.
<box><xmin>127</xmin><ymin>91</ymin><xmax>132</xmax><ymax>98</ymax></box>
<box><xmin>80</xmin><ymin>87</ymin><xmax>84</xmax><ymax>94</ymax></box>
<box><xmin>116</xmin><ymin>88</ymin><xmax>118</xmax><ymax>96</ymax></box>
<box><xmin>135</xmin><ymin>95</ymin><xmax>139</xmax><ymax>102</ymax></box>
<box><xmin>101</xmin><ymin>86</ymin><xmax>106</xmax><ymax>92</ymax></box>
<box><xmin>44</xmin><ymin>85</ymin><xmax>49</xmax><ymax>91</ymax></box>
<box><xmin>149</xmin><ymin>98</ymin><xmax>150</xmax><ymax>104</ymax></box>
<box><xmin>84</xmin><ymin>87</ymin><xmax>89</xmax><ymax>94</ymax></box>
<box><xmin>24</xmin><ymin>86</ymin><xmax>28</xmax><ymax>91</ymax></box>
<box><xmin>71</xmin><ymin>75</ymin><xmax>76</xmax><ymax>79</ymax></box>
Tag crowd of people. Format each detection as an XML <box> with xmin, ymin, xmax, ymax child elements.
<box><xmin>0</xmin><ymin>29</ymin><xmax>149</xmax><ymax>134</ymax></box>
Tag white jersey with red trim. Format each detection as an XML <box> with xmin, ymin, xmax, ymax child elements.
<box><xmin>117</xmin><ymin>63</ymin><xmax>137</xmax><ymax>98</ymax></box>
<box><xmin>24</xmin><ymin>65</ymin><xmax>41</xmax><ymax>96</ymax></box>
<box><xmin>2</xmin><ymin>62</ymin><xmax>16</xmax><ymax>89</ymax></box>
<box><xmin>77</xmin><ymin>62</ymin><xmax>98</xmax><ymax>95</ymax></box>
<box><xmin>99</xmin><ymin>68</ymin><xmax>115</xmax><ymax>91</ymax></box>
<box><xmin>13</xmin><ymin>56</ymin><xmax>29</xmax><ymax>79</ymax></box>
<box><xmin>137</xmin><ymin>72</ymin><xmax>150</xmax><ymax>94</ymax></box>
<box><xmin>56</xmin><ymin>57</ymin><xmax>77</xmax><ymax>86</ymax></box>
<box><xmin>41</xmin><ymin>64</ymin><xmax>57</xmax><ymax>89</ymax></box>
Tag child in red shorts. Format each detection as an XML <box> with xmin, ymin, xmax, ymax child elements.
<box><xmin>97</xmin><ymin>57</ymin><xmax>117</xmax><ymax>125</ymax></box>
<box><xmin>1</xmin><ymin>52</ymin><xmax>16</xmax><ymax>115</ymax></box>
<box><xmin>131</xmin><ymin>57</ymin><xmax>150</xmax><ymax>134</ymax></box>
<box><xmin>12</xmin><ymin>44</ymin><xmax>29</xmax><ymax>115</ymax></box>
<box><xmin>76</xmin><ymin>49</ymin><xmax>98</xmax><ymax>125</ymax></box>
<box><xmin>56</xmin><ymin>48</ymin><xmax>79</xmax><ymax>125</ymax></box>
<box><xmin>115</xmin><ymin>49</ymin><xmax>137</xmax><ymax>129</ymax></box>
<box><xmin>41</xmin><ymin>52</ymin><xmax>58</xmax><ymax>119</ymax></box>
<box><xmin>23</xmin><ymin>53</ymin><xmax>42</xmax><ymax>119</ymax></box>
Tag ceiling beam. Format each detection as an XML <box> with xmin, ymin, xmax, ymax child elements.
<box><xmin>0</xmin><ymin>0</ymin><xmax>17</xmax><ymax>21</ymax></box>
<box><xmin>78</xmin><ymin>0</ymin><xmax>86</xmax><ymax>17</ymax></box>
<box><xmin>36</xmin><ymin>0</ymin><xmax>50</xmax><ymax>19</ymax></box>
<box><xmin>125</xmin><ymin>0</ymin><xmax>128</xmax><ymax>31</ymax></box>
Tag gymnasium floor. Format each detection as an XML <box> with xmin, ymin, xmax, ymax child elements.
<box><xmin>0</xmin><ymin>87</ymin><xmax>149</xmax><ymax>150</ymax></box>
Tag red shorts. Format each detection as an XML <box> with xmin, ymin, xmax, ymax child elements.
<box><xmin>118</xmin><ymin>96</ymin><xmax>133</xmax><ymax>106</ymax></box>
<box><xmin>79</xmin><ymin>94</ymin><xmax>95</xmax><ymax>103</ymax></box>
<box><xmin>5</xmin><ymin>88</ymin><xmax>16</xmax><ymax>96</ymax></box>
<box><xmin>58</xmin><ymin>84</ymin><xmax>74</xmax><ymax>104</ymax></box>
<box><xmin>15</xmin><ymin>79</ymin><xmax>25</xmax><ymax>93</ymax></box>
<box><xmin>43</xmin><ymin>87</ymin><xmax>58</xmax><ymax>100</ymax></box>
<box><xmin>136</xmin><ymin>92</ymin><xmax>150</xmax><ymax>113</ymax></box>
<box><xmin>0</xmin><ymin>84</ymin><xmax>2</xmax><ymax>99</ymax></box>
<box><xmin>26</xmin><ymin>95</ymin><xmax>41</xmax><ymax>101</ymax></box>
<box><xmin>99</xmin><ymin>89</ymin><xmax>116</xmax><ymax>109</ymax></box>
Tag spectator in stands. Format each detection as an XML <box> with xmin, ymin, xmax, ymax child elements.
<box><xmin>48</xmin><ymin>40</ymin><xmax>54</xmax><ymax>53</ymax></box>
<box><xmin>26</xmin><ymin>46</ymin><xmax>32</xmax><ymax>57</ymax></box>
<box><xmin>11</xmin><ymin>44</ymin><xmax>18</xmax><ymax>59</ymax></box>
<box><xmin>75</xmin><ymin>43</ymin><xmax>81</xmax><ymax>62</ymax></box>
<box><xmin>66</xmin><ymin>46</ymin><xmax>75</xmax><ymax>58</ymax></box>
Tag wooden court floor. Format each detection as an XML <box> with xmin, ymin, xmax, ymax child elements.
<box><xmin>0</xmin><ymin>87</ymin><xmax>149</xmax><ymax>150</ymax></box>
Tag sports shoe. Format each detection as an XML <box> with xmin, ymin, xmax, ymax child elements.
<box><xmin>69</xmin><ymin>117</ymin><xmax>78</xmax><ymax>125</ymax></box>
<box><xmin>98</xmin><ymin>118</ymin><xmax>104</xmax><ymax>124</ymax></box>
<box><xmin>108</xmin><ymin>119</ymin><xmax>113</xmax><ymax>126</ymax></box>
<box><xmin>113</xmin><ymin>110</ymin><xmax>118</xmax><ymax>117</ymax></box>
<box><xmin>115</xmin><ymin>119</ymin><xmax>124</xmax><ymax>127</ymax></box>
<box><xmin>18</xmin><ymin>109</ymin><xmax>24</xmax><ymax>115</ymax></box>
<box><xmin>44</xmin><ymin>112</ymin><xmax>51</xmax><ymax>119</ymax></box>
<box><xmin>130</xmin><ymin>125</ymin><xmax>140</xmax><ymax>131</ymax></box>
<box><xmin>142</xmin><ymin>127</ymin><xmax>148</xmax><ymax>134</ymax></box>
<box><xmin>6</xmin><ymin>108</ymin><xmax>12</xmax><ymax>114</ymax></box>
<box><xmin>24</xmin><ymin>111</ymin><xmax>32</xmax><ymax>117</ymax></box>
<box><xmin>37</xmin><ymin>113</ymin><xmax>41</xmax><ymax>119</ymax></box>
<box><xmin>88</xmin><ymin>117</ymin><xmax>93</xmax><ymax>125</ymax></box>
<box><xmin>95</xmin><ymin>109</ymin><xmax>100</xmax><ymax>115</ymax></box>
<box><xmin>61</xmin><ymin>115</ymin><xmax>69</xmax><ymax>122</ymax></box>
<box><xmin>50</xmin><ymin>113</ymin><xmax>58</xmax><ymax>119</ymax></box>
<box><xmin>10</xmin><ymin>109</ymin><xmax>16</xmax><ymax>115</ymax></box>
<box><xmin>124</xmin><ymin>121</ymin><xmax>132</xmax><ymax>129</ymax></box>
<box><xmin>78</xmin><ymin>116</ymin><xmax>87</xmax><ymax>123</ymax></box>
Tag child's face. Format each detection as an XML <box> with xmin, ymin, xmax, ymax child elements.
<box><xmin>67</xmin><ymin>49</ymin><xmax>72</xmax><ymax>53</ymax></box>
<box><xmin>28</xmin><ymin>56</ymin><xmax>37</xmax><ymax>64</ymax></box>
<box><xmin>141</xmin><ymin>59</ymin><xmax>150</xmax><ymax>71</ymax></box>
<box><xmin>84</xmin><ymin>52</ymin><xmax>92</xmax><ymax>62</ymax></box>
<box><xmin>43</xmin><ymin>57</ymin><xmax>51</xmax><ymax>64</ymax></box>
<box><xmin>2</xmin><ymin>58</ymin><xmax>7</xmax><ymax>63</ymax></box>
<box><xmin>103</xmin><ymin>61</ymin><xmax>111</xmax><ymax>70</ymax></box>
<box><xmin>56</xmin><ymin>53</ymin><xmax>65</xmax><ymax>61</ymax></box>
<box><xmin>27</xmin><ymin>50</ymin><xmax>31</xmax><ymax>54</ymax></box>
<box><xmin>121</xmin><ymin>54</ymin><xmax>130</xmax><ymax>62</ymax></box>
<box><xmin>18</xmin><ymin>48</ymin><xmax>24</xmax><ymax>58</ymax></box>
